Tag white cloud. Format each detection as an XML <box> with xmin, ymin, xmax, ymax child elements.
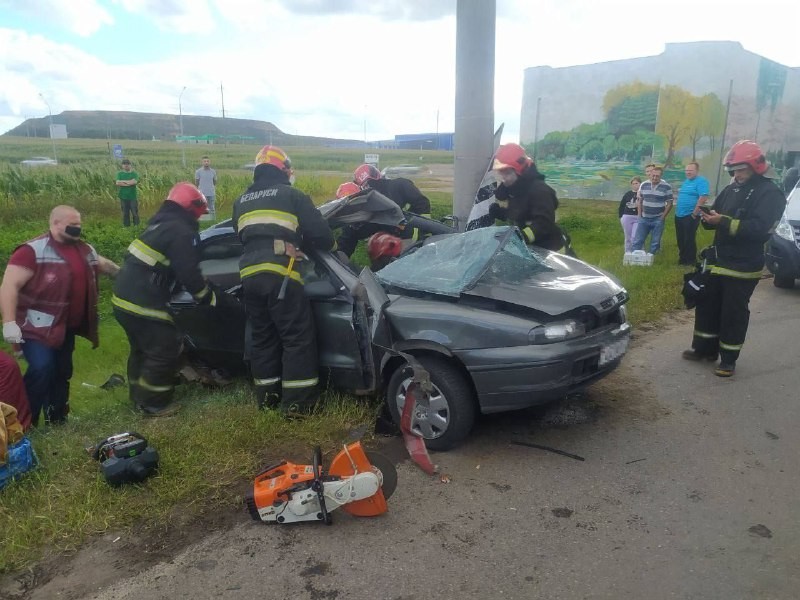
<box><xmin>0</xmin><ymin>0</ymin><xmax>113</xmax><ymax>36</ymax></box>
<box><xmin>112</xmin><ymin>0</ymin><xmax>217</xmax><ymax>34</ymax></box>
<box><xmin>1</xmin><ymin>0</ymin><xmax>798</xmax><ymax>142</ymax></box>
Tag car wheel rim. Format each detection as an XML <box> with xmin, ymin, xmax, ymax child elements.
<box><xmin>394</xmin><ymin>375</ymin><xmax>449</xmax><ymax>440</ymax></box>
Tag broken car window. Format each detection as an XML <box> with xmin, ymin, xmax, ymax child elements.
<box><xmin>376</xmin><ymin>226</ymin><xmax>548</xmax><ymax>296</ymax></box>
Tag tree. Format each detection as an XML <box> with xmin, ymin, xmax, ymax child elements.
<box><xmin>655</xmin><ymin>85</ymin><xmax>696</xmax><ymax>168</ymax></box>
<box><xmin>535</xmin><ymin>131</ymin><xmax>568</xmax><ymax>159</ymax></box>
<box><xmin>603</xmin><ymin>81</ymin><xmax>659</xmax><ymax>136</ymax></box>
<box><xmin>698</xmin><ymin>93</ymin><xmax>725</xmax><ymax>153</ymax></box>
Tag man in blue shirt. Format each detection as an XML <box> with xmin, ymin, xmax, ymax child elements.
<box><xmin>675</xmin><ymin>162</ymin><xmax>710</xmax><ymax>265</ymax></box>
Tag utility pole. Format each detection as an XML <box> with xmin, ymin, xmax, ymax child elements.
<box><xmin>220</xmin><ymin>82</ymin><xmax>227</xmax><ymax>145</ymax></box>
<box><xmin>533</xmin><ymin>96</ymin><xmax>542</xmax><ymax>158</ymax></box>
<box><xmin>436</xmin><ymin>108</ymin><xmax>439</xmax><ymax>150</ymax></box>
<box><xmin>715</xmin><ymin>79</ymin><xmax>734</xmax><ymax>195</ymax></box>
<box><xmin>179</xmin><ymin>86</ymin><xmax>187</xmax><ymax>168</ymax></box>
<box><xmin>38</xmin><ymin>93</ymin><xmax>58</xmax><ymax>164</ymax></box>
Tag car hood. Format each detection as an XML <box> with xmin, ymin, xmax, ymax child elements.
<box><xmin>318</xmin><ymin>189</ymin><xmax>405</xmax><ymax>228</ymax></box>
<box><xmin>376</xmin><ymin>226</ymin><xmax>626</xmax><ymax>317</ymax></box>
<box><xmin>784</xmin><ymin>183</ymin><xmax>800</xmax><ymax>221</ymax></box>
<box><xmin>464</xmin><ymin>251</ymin><xmax>625</xmax><ymax>316</ymax></box>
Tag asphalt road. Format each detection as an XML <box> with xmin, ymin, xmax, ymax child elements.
<box><xmin>26</xmin><ymin>281</ymin><xmax>800</xmax><ymax>600</ymax></box>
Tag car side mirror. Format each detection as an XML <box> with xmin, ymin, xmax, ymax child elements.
<box><xmin>304</xmin><ymin>280</ymin><xmax>338</xmax><ymax>299</ymax></box>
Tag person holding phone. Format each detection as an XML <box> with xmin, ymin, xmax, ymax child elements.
<box><xmin>682</xmin><ymin>141</ymin><xmax>785</xmax><ymax>378</ymax></box>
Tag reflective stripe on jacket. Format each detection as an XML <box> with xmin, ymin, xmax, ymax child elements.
<box><xmin>232</xmin><ymin>166</ymin><xmax>334</xmax><ymax>281</ymax></box>
<box><xmin>113</xmin><ymin>202</ymin><xmax>209</xmax><ymax>321</ymax></box>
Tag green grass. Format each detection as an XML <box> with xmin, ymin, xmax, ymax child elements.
<box><xmin>0</xmin><ymin>138</ymin><xmax>705</xmax><ymax>574</ymax></box>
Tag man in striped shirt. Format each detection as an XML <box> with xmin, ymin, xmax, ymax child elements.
<box><xmin>632</xmin><ymin>166</ymin><xmax>673</xmax><ymax>254</ymax></box>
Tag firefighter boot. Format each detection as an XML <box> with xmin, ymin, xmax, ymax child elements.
<box><xmin>255</xmin><ymin>383</ymin><xmax>281</xmax><ymax>411</ymax></box>
<box><xmin>132</xmin><ymin>379</ymin><xmax>181</xmax><ymax>417</ymax></box>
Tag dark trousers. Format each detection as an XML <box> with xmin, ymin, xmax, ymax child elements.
<box><xmin>242</xmin><ymin>273</ymin><xmax>319</xmax><ymax>412</ymax></box>
<box><xmin>691</xmin><ymin>275</ymin><xmax>759</xmax><ymax>364</ymax></box>
<box><xmin>21</xmin><ymin>332</ymin><xmax>75</xmax><ymax>426</ymax></box>
<box><xmin>113</xmin><ymin>309</ymin><xmax>181</xmax><ymax>412</ymax></box>
<box><xmin>121</xmin><ymin>199</ymin><xmax>140</xmax><ymax>227</ymax></box>
<box><xmin>675</xmin><ymin>214</ymin><xmax>700</xmax><ymax>265</ymax></box>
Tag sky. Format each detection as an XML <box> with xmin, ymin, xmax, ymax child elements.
<box><xmin>0</xmin><ymin>0</ymin><xmax>797</xmax><ymax>144</ymax></box>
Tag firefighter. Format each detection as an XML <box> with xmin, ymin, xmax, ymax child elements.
<box><xmin>336</xmin><ymin>181</ymin><xmax>361</xmax><ymax>199</ymax></box>
<box><xmin>336</xmin><ymin>164</ymin><xmax>432</xmax><ymax>256</ymax></box>
<box><xmin>682</xmin><ymin>140</ymin><xmax>786</xmax><ymax>377</ymax></box>
<box><xmin>487</xmin><ymin>143</ymin><xmax>573</xmax><ymax>254</ymax></box>
<box><xmin>366</xmin><ymin>232</ymin><xmax>404</xmax><ymax>271</ymax></box>
<box><xmin>112</xmin><ymin>183</ymin><xmax>214</xmax><ymax>416</ymax></box>
<box><xmin>232</xmin><ymin>145</ymin><xmax>335</xmax><ymax>414</ymax></box>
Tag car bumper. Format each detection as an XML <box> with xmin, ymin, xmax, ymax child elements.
<box><xmin>765</xmin><ymin>235</ymin><xmax>800</xmax><ymax>279</ymax></box>
<box><xmin>455</xmin><ymin>323</ymin><xmax>631</xmax><ymax>413</ymax></box>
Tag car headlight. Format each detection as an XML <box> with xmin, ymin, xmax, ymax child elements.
<box><xmin>528</xmin><ymin>319</ymin><xmax>586</xmax><ymax>344</ymax></box>
<box><xmin>775</xmin><ymin>214</ymin><xmax>795</xmax><ymax>242</ymax></box>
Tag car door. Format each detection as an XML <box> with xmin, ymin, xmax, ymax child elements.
<box><xmin>169</xmin><ymin>231</ymin><xmax>247</xmax><ymax>371</ymax></box>
<box><xmin>169</xmin><ymin>230</ymin><xmax>378</xmax><ymax>392</ymax></box>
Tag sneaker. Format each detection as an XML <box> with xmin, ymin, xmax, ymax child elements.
<box><xmin>714</xmin><ymin>363</ymin><xmax>736</xmax><ymax>377</ymax></box>
<box><xmin>681</xmin><ymin>349</ymin><xmax>718</xmax><ymax>362</ymax></box>
<box><xmin>140</xmin><ymin>403</ymin><xmax>181</xmax><ymax>417</ymax></box>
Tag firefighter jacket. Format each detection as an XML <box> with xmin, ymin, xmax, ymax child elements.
<box><xmin>15</xmin><ymin>235</ymin><xmax>99</xmax><ymax>348</ymax></box>
<box><xmin>490</xmin><ymin>165</ymin><xmax>564</xmax><ymax>251</ymax></box>
<box><xmin>366</xmin><ymin>177</ymin><xmax>431</xmax><ymax>216</ymax></box>
<box><xmin>112</xmin><ymin>202</ymin><xmax>211</xmax><ymax>322</ymax></box>
<box><xmin>702</xmin><ymin>174</ymin><xmax>786</xmax><ymax>277</ymax></box>
<box><xmin>232</xmin><ymin>165</ymin><xmax>334</xmax><ymax>284</ymax></box>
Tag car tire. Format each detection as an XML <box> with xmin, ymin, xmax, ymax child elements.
<box><xmin>386</xmin><ymin>355</ymin><xmax>475</xmax><ymax>451</ymax></box>
<box><xmin>773</xmin><ymin>275</ymin><xmax>795</xmax><ymax>289</ymax></box>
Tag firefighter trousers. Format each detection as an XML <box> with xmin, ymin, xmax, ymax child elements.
<box><xmin>242</xmin><ymin>272</ymin><xmax>319</xmax><ymax>413</ymax></box>
<box><xmin>691</xmin><ymin>274</ymin><xmax>759</xmax><ymax>364</ymax></box>
<box><xmin>113</xmin><ymin>309</ymin><xmax>182</xmax><ymax>412</ymax></box>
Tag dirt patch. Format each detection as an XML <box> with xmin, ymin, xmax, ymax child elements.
<box><xmin>1</xmin><ymin>502</ymin><xmax>244</xmax><ymax>600</ymax></box>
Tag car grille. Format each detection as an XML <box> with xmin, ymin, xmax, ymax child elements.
<box><xmin>570</xmin><ymin>293</ymin><xmax>627</xmax><ymax>333</ymax></box>
<box><xmin>793</xmin><ymin>222</ymin><xmax>800</xmax><ymax>250</ymax></box>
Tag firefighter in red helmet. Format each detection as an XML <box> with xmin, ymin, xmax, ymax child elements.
<box><xmin>113</xmin><ymin>182</ymin><xmax>217</xmax><ymax>416</ymax></box>
<box><xmin>336</xmin><ymin>181</ymin><xmax>361</xmax><ymax>199</ymax></box>
<box><xmin>232</xmin><ymin>145</ymin><xmax>334</xmax><ymax>415</ymax></box>
<box><xmin>681</xmin><ymin>140</ymin><xmax>785</xmax><ymax>377</ymax></box>
<box><xmin>336</xmin><ymin>163</ymin><xmax>432</xmax><ymax>257</ymax></box>
<box><xmin>366</xmin><ymin>231</ymin><xmax>404</xmax><ymax>271</ymax></box>
<box><xmin>488</xmin><ymin>143</ymin><xmax>572</xmax><ymax>254</ymax></box>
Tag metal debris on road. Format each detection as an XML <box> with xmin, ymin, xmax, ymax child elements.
<box><xmin>511</xmin><ymin>440</ymin><xmax>585</xmax><ymax>461</ymax></box>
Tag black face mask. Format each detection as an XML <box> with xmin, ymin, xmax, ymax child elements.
<box><xmin>65</xmin><ymin>225</ymin><xmax>82</xmax><ymax>238</ymax></box>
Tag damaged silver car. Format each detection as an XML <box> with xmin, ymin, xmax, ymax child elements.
<box><xmin>170</xmin><ymin>191</ymin><xmax>631</xmax><ymax>450</ymax></box>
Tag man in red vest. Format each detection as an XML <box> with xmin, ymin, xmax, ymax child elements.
<box><xmin>0</xmin><ymin>206</ymin><xmax>119</xmax><ymax>426</ymax></box>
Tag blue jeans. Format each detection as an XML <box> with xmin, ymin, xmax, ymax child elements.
<box><xmin>21</xmin><ymin>332</ymin><xmax>75</xmax><ymax>425</ymax></box>
<box><xmin>205</xmin><ymin>195</ymin><xmax>216</xmax><ymax>218</ymax></box>
<box><xmin>632</xmin><ymin>216</ymin><xmax>665</xmax><ymax>253</ymax></box>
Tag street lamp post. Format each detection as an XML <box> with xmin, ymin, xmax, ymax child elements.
<box><xmin>179</xmin><ymin>86</ymin><xmax>187</xmax><ymax>168</ymax></box>
<box><xmin>38</xmin><ymin>93</ymin><xmax>58</xmax><ymax>164</ymax></box>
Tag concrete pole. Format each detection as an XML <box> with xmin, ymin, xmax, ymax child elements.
<box><xmin>454</xmin><ymin>0</ymin><xmax>495</xmax><ymax>230</ymax></box>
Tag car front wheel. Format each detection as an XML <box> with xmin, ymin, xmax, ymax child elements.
<box><xmin>773</xmin><ymin>275</ymin><xmax>795</xmax><ymax>289</ymax></box>
<box><xmin>386</xmin><ymin>356</ymin><xmax>476</xmax><ymax>451</ymax></box>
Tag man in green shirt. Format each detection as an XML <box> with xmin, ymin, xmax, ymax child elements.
<box><xmin>115</xmin><ymin>159</ymin><xmax>140</xmax><ymax>226</ymax></box>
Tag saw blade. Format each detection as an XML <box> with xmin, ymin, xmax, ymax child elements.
<box><xmin>365</xmin><ymin>451</ymin><xmax>397</xmax><ymax>500</ymax></box>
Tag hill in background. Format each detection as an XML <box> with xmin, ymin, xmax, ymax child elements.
<box><xmin>2</xmin><ymin>110</ymin><xmax>361</xmax><ymax>147</ymax></box>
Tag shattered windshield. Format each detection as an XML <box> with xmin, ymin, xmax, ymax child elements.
<box><xmin>376</xmin><ymin>226</ymin><xmax>550</xmax><ymax>296</ymax></box>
